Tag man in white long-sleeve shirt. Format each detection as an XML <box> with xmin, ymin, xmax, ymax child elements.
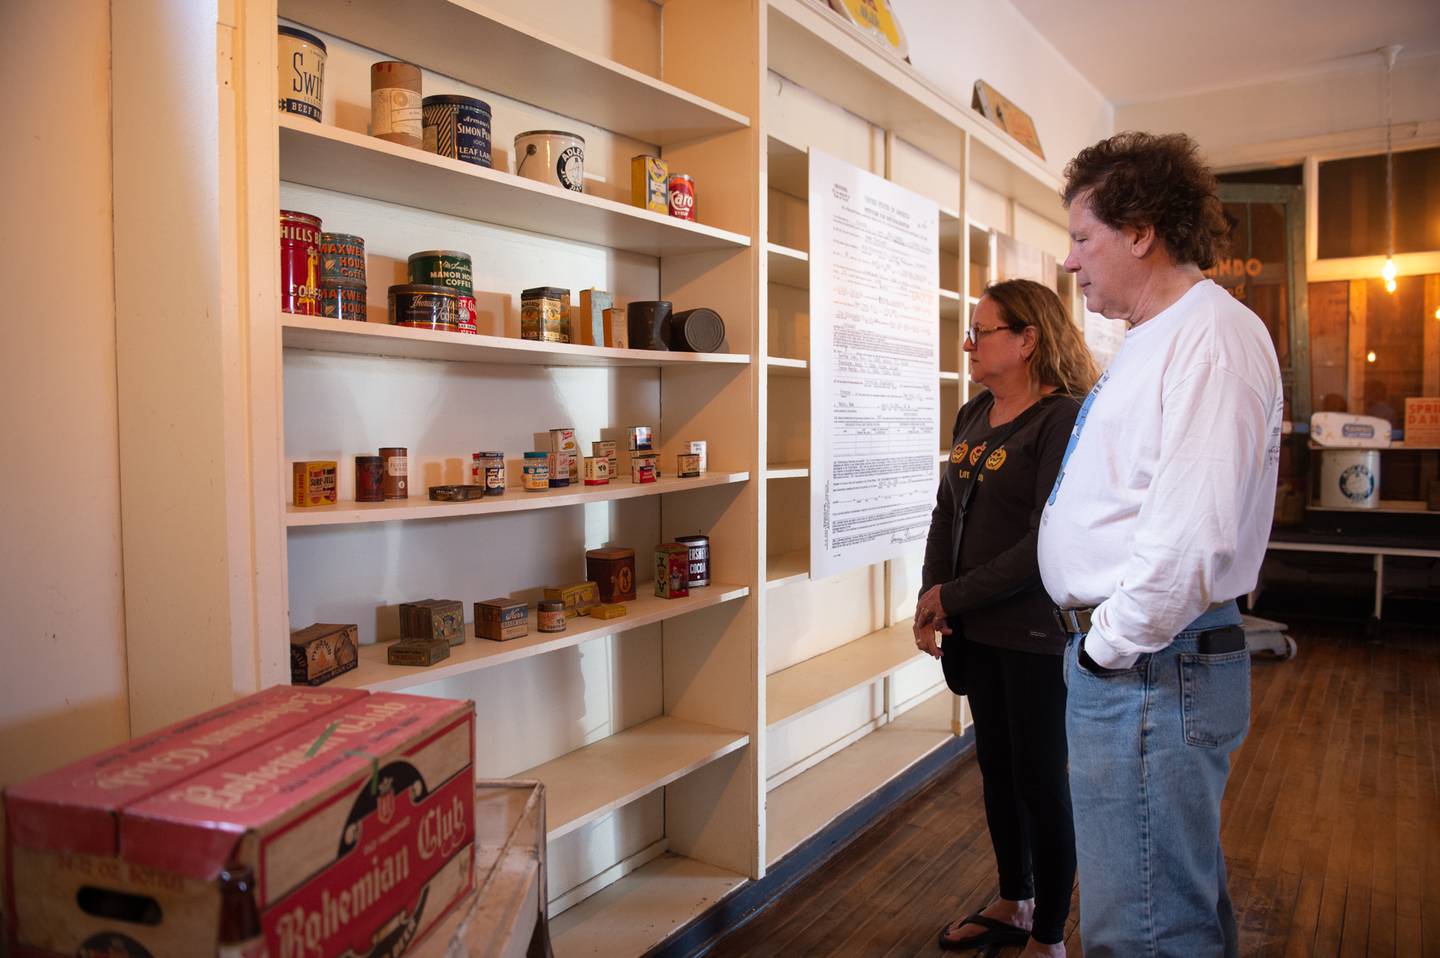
<box><xmin>1038</xmin><ymin>132</ymin><xmax>1283</xmax><ymax>958</ymax></box>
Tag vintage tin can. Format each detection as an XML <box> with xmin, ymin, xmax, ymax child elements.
<box><xmin>655</xmin><ymin>544</ymin><xmax>691</xmax><ymax>598</ymax></box>
<box><xmin>626</xmin><ymin>301</ymin><xmax>671</xmax><ymax>350</ymax></box>
<box><xmin>386</xmin><ymin>637</ymin><xmax>450</xmax><ymax>666</ymax></box>
<box><xmin>355</xmin><ymin>455</ymin><xmax>385</xmax><ymax>502</ymax></box>
<box><xmin>280</xmin><ymin>210</ymin><xmax>322</xmax><ymax>316</ymax></box>
<box><xmin>627</xmin><ymin>426</ymin><xmax>654</xmax><ymax>453</ymax></box>
<box><xmin>548</xmin><ymin>452</ymin><xmax>573</xmax><ymax>488</ymax></box>
<box><xmin>277</xmin><ymin>26</ymin><xmax>326</xmax><ymax>122</ymax></box>
<box><xmin>388</xmin><ymin>283</ymin><xmax>459</xmax><ymax>331</ymax></box>
<box><xmin>603</xmin><ymin>307</ymin><xmax>629</xmax><ymax>348</ymax></box>
<box><xmin>522</xmin><ymin>451</ymin><xmax>550</xmax><ymax>491</ymax></box>
<box><xmin>586</xmin><ymin>548</ymin><xmax>636</xmax><ymax>603</ymax></box>
<box><xmin>429</xmin><ymin>484</ymin><xmax>486</xmax><ymax>501</ymax></box>
<box><xmin>407</xmin><ymin>251</ymin><xmax>476</xmax><ymax>333</ymax></box>
<box><xmin>549</xmin><ymin>427</ymin><xmax>577</xmax><ymax>455</ymax></box>
<box><xmin>668</xmin><ymin>307</ymin><xmax>726</xmax><ymax>352</ymax></box>
<box><xmin>289</xmin><ymin>623</ymin><xmax>358</xmax><ymax>686</ymax></box>
<box><xmin>543</xmin><ymin>581</ymin><xmax>601</xmax><ymax>618</ymax></box>
<box><xmin>521</xmin><ymin>287</ymin><xmax>571</xmax><ymax>343</ymax></box>
<box><xmin>424</xmin><ymin>95</ymin><xmax>492</xmax><ymax>168</ymax></box>
<box><xmin>292</xmin><ymin>460</ymin><xmax>337</xmax><ymax>507</ymax></box>
<box><xmin>537</xmin><ymin>599</ymin><xmax>567</xmax><ymax>633</ymax></box>
<box><xmin>514</xmin><ymin>130</ymin><xmax>585</xmax><ymax>192</ymax></box>
<box><xmin>593</xmin><ymin>441</ymin><xmax>617</xmax><ymax>474</ymax></box>
<box><xmin>577</xmin><ymin>288</ymin><xmax>611</xmax><ymax>346</ymax></box>
<box><xmin>683</xmin><ymin>440</ymin><xmax>708</xmax><ymax>473</ymax></box>
<box><xmin>583</xmin><ymin>456</ymin><xmax>610</xmax><ymax>486</ymax></box>
<box><xmin>675</xmin><ymin>534</ymin><xmax>711</xmax><ymax>587</ymax></box>
<box><xmin>676</xmin><ymin>453</ymin><xmax>701</xmax><ymax>479</ymax></box>
<box><xmin>475</xmin><ymin>598</ymin><xmax>528</xmax><ymax>642</ymax></box>
<box><xmin>399</xmin><ymin>598</ymin><xmax>465</xmax><ymax>646</ymax></box>
<box><xmin>668</xmin><ymin>173</ymin><xmax>696</xmax><ymax>221</ymax></box>
<box><xmin>371</xmin><ymin>60</ymin><xmax>422</xmax><ymax>148</ymax></box>
<box><xmin>379</xmin><ymin>446</ymin><xmax>408</xmax><ymax>500</ymax></box>
<box><xmin>319</xmin><ymin>232</ymin><xmax>366</xmax><ymax>288</ymax></box>
<box><xmin>320</xmin><ymin>284</ymin><xmax>367</xmax><ymax>322</ymax></box>
<box><xmin>631</xmin><ymin>155</ymin><xmax>669</xmax><ymax>214</ymax></box>
<box><xmin>631</xmin><ymin>453</ymin><xmax>657</xmax><ymax>485</ymax></box>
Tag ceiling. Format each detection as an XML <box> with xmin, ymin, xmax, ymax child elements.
<box><xmin>1009</xmin><ymin>0</ymin><xmax>1440</xmax><ymax>105</ymax></box>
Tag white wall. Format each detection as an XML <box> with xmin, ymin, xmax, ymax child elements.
<box><xmin>1116</xmin><ymin>52</ymin><xmax>1440</xmax><ymax>169</ymax></box>
<box><xmin>0</xmin><ymin>0</ymin><xmax>130</xmax><ymax>787</ymax></box>
<box><xmin>893</xmin><ymin>0</ymin><xmax>1115</xmax><ymax>176</ymax></box>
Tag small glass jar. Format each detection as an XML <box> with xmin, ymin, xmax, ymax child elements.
<box><xmin>537</xmin><ymin>599</ymin><xmax>567</xmax><ymax>633</ymax></box>
<box><xmin>522</xmin><ymin>451</ymin><xmax>550</xmax><ymax>491</ymax></box>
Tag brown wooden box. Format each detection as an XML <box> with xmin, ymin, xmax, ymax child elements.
<box><xmin>475</xmin><ymin>597</ymin><xmax>529</xmax><ymax>641</ymax></box>
<box><xmin>400</xmin><ymin>598</ymin><xmax>466</xmax><ymax>646</ymax></box>
<box><xmin>585</xmin><ymin>548</ymin><xmax>637</xmax><ymax>603</ymax></box>
<box><xmin>289</xmin><ymin>622</ymin><xmax>359</xmax><ymax>686</ymax></box>
<box><xmin>542</xmin><ymin>581</ymin><xmax>601</xmax><ymax>618</ymax></box>
<box><xmin>387</xmin><ymin>636</ymin><xmax>451</xmax><ymax>666</ymax></box>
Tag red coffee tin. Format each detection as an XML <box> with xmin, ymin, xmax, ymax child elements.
<box><xmin>280</xmin><ymin>210</ymin><xmax>322</xmax><ymax>315</ymax></box>
<box><xmin>668</xmin><ymin>174</ymin><xmax>696</xmax><ymax>221</ymax></box>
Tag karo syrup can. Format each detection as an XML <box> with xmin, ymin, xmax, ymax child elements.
<box><xmin>280</xmin><ymin>210</ymin><xmax>323</xmax><ymax>316</ymax></box>
<box><xmin>668</xmin><ymin>173</ymin><xmax>695</xmax><ymax>221</ymax></box>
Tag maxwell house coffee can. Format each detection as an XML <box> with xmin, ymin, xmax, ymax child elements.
<box><xmin>280</xmin><ymin>210</ymin><xmax>322</xmax><ymax>316</ymax></box>
<box><xmin>668</xmin><ymin>173</ymin><xmax>696</xmax><ymax>221</ymax></box>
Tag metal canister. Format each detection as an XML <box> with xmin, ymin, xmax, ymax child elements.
<box><xmin>321</xmin><ymin>285</ymin><xmax>367</xmax><ymax>321</ymax></box>
<box><xmin>355</xmin><ymin>455</ymin><xmax>385</xmax><ymax>502</ymax></box>
<box><xmin>668</xmin><ymin>173</ymin><xmax>696</xmax><ymax>221</ymax></box>
<box><xmin>277</xmin><ymin>26</ymin><xmax>326</xmax><ymax>122</ymax></box>
<box><xmin>548</xmin><ymin>452</ymin><xmax>573</xmax><ymax>489</ymax></box>
<box><xmin>280</xmin><ymin>210</ymin><xmax>322</xmax><ymax>316</ymax></box>
<box><xmin>407</xmin><ymin>250</ymin><xmax>476</xmax><ymax>333</ymax></box>
<box><xmin>683</xmin><ymin>439</ymin><xmax>707</xmax><ymax>473</ymax></box>
<box><xmin>537</xmin><ymin>599</ymin><xmax>567</xmax><ymax>633</ymax></box>
<box><xmin>379</xmin><ymin>447</ymin><xmax>408</xmax><ymax>500</ymax></box>
<box><xmin>371</xmin><ymin>61</ymin><xmax>422</xmax><ymax>148</ymax></box>
<box><xmin>388</xmin><ymin>283</ymin><xmax>459</xmax><ymax>331</ymax></box>
<box><xmin>677</xmin><ymin>453</ymin><xmax>701</xmax><ymax>478</ymax></box>
<box><xmin>423</xmin><ymin>95</ymin><xmax>492</xmax><ymax>168</ymax></box>
<box><xmin>514</xmin><ymin>130</ymin><xmax>585</xmax><ymax>192</ymax></box>
<box><xmin>520</xmin><ymin>287</ymin><xmax>571</xmax><ymax>343</ymax></box>
<box><xmin>320</xmin><ymin>233</ymin><xmax>366</xmax><ymax>287</ymax></box>
<box><xmin>675</xmin><ymin>534</ymin><xmax>710</xmax><ymax>587</ymax></box>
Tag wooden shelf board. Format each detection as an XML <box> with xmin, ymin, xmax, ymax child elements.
<box><xmin>767</xmin><ymin>134</ymin><xmax>809</xmax><ymax>199</ymax></box>
<box><xmin>766</xmin><ymin>621</ymin><xmax>928</xmax><ymax>728</ymax></box>
<box><xmin>766</xmin><ymin>550</ymin><xmax>810</xmax><ymax>590</ymax></box>
<box><xmin>328</xmin><ymin>583</ymin><xmax>750</xmax><ymax>693</ymax></box>
<box><xmin>938</xmin><ymin>287</ymin><xmax>962</xmax><ymax>320</ymax></box>
<box><xmin>521</xmin><ymin>715</ymin><xmax>749</xmax><ymax>841</ymax></box>
<box><xmin>767</xmin><ymin>242</ymin><xmax>810</xmax><ymax>288</ymax></box>
<box><xmin>280</xmin><ymin>314</ymin><xmax>749</xmax><ymax>368</ymax></box>
<box><xmin>278</xmin><ymin>118</ymin><xmax>751</xmax><ymax>257</ymax></box>
<box><xmin>1308</xmin><ymin>441</ymin><xmax>1440</xmax><ymax>451</ymax></box>
<box><xmin>939</xmin><ymin>207</ymin><xmax>962</xmax><ymax>255</ymax></box>
<box><xmin>766</xmin><ymin>355</ymin><xmax>809</xmax><ymax>377</ymax></box>
<box><xmin>766</xmin><ymin>463</ymin><xmax>810</xmax><ymax>479</ymax></box>
<box><xmin>939</xmin><ymin>371</ymin><xmax>961</xmax><ymax>383</ymax></box>
<box><xmin>279</xmin><ymin>0</ymin><xmax>749</xmax><ymax>146</ymax></box>
<box><xmin>1306</xmin><ymin>501</ymin><xmax>1434</xmax><ymax>516</ymax></box>
<box><xmin>766</xmin><ymin>687</ymin><xmax>954</xmax><ymax>865</ymax></box>
<box><xmin>286</xmin><ymin>472</ymin><xmax>750</xmax><ymax>528</ymax></box>
<box><xmin>550</xmin><ymin>853</ymin><xmax>746</xmax><ymax>955</ymax></box>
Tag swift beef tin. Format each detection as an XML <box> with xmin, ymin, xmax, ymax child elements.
<box><xmin>280</xmin><ymin>210</ymin><xmax>323</xmax><ymax>316</ymax></box>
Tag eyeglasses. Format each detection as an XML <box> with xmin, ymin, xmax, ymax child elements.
<box><xmin>965</xmin><ymin>324</ymin><xmax>1019</xmax><ymax>344</ymax></box>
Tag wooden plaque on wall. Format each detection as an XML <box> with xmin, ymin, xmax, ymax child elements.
<box><xmin>972</xmin><ymin>80</ymin><xmax>1045</xmax><ymax>160</ymax></box>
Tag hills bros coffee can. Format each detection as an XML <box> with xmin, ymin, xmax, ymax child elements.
<box><xmin>280</xmin><ymin>210</ymin><xmax>322</xmax><ymax>316</ymax></box>
<box><xmin>668</xmin><ymin>173</ymin><xmax>695</xmax><ymax>221</ymax></box>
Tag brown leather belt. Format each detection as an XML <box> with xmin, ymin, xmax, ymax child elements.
<box><xmin>1053</xmin><ymin>601</ymin><xmax>1234</xmax><ymax>637</ymax></box>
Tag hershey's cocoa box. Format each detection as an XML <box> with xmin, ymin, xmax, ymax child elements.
<box><xmin>5</xmin><ymin>688</ymin><xmax>475</xmax><ymax>958</ymax></box>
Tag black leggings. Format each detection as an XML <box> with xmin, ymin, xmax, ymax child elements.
<box><xmin>960</xmin><ymin>638</ymin><xmax>1076</xmax><ymax>944</ymax></box>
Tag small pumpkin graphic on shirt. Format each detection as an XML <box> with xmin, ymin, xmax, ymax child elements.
<box><xmin>985</xmin><ymin>447</ymin><xmax>1007</xmax><ymax>471</ymax></box>
<box><xmin>950</xmin><ymin>440</ymin><xmax>968</xmax><ymax>464</ymax></box>
<box><xmin>968</xmin><ymin>441</ymin><xmax>987</xmax><ymax>467</ymax></box>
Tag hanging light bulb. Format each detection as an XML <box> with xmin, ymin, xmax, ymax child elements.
<box><xmin>1380</xmin><ymin>45</ymin><xmax>1401</xmax><ymax>294</ymax></box>
<box><xmin>1382</xmin><ymin>256</ymin><xmax>1397</xmax><ymax>293</ymax></box>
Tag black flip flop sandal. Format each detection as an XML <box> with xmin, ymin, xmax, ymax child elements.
<box><xmin>937</xmin><ymin>911</ymin><xmax>1030</xmax><ymax>950</ymax></box>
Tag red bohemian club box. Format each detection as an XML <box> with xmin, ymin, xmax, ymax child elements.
<box><xmin>4</xmin><ymin>686</ymin><xmax>476</xmax><ymax>958</ymax></box>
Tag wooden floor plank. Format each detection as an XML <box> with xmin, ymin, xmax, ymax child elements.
<box><xmin>713</xmin><ymin>621</ymin><xmax>1439</xmax><ymax>958</ymax></box>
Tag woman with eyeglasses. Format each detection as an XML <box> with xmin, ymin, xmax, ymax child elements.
<box><xmin>916</xmin><ymin>278</ymin><xmax>1098</xmax><ymax>956</ymax></box>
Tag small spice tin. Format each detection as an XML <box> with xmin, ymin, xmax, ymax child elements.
<box><xmin>371</xmin><ymin>61</ymin><xmax>422</xmax><ymax>148</ymax></box>
<box><xmin>292</xmin><ymin>460</ymin><xmax>337</xmax><ymax>507</ymax></box>
<box><xmin>631</xmin><ymin>155</ymin><xmax>669</xmax><ymax>214</ymax></box>
<box><xmin>675</xmin><ymin>534</ymin><xmax>711</xmax><ymax>587</ymax></box>
<box><xmin>355</xmin><ymin>455</ymin><xmax>385</xmax><ymax>502</ymax></box>
<box><xmin>428</xmin><ymin>484</ymin><xmax>487</xmax><ymax>501</ymax></box>
<box><xmin>583</xmin><ymin>456</ymin><xmax>610</xmax><ymax>486</ymax></box>
<box><xmin>683</xmin><ymin>440</ymin><xmax>708</xmax><ymax>473</ymax></box>
<box><xmin>277</xmin><ymin>26</ymin><xmax>326</xmax><ymax>122</ymax></box>
<box><xmin>667</xmin><ymin>307</ymin><xmax>726</xmax><ymax>352</ymax></box>
<box><xmin>387</xmin><ymin>637</ymin><xmax>449</xmax><ymax>667</ymax></box>
<box><xmin>523</xmin><ymin>451</ymin><xmax>550</xmax><ymax>491</ymax></box>
<box><xmin>586</xmin><ymin>548</ymin><xmax>636</xmax><ymax>603</ymax></box>
<box><xmin>549</xmin><ymin>427</ymin><xmax>577</xmax><ymax>454</ymax></box>
<box><xmin>677</xmin><ymin>453</ymin><xmax>701</xmax><ymax>478</ymax></box>
<box><xmin>408</xmin><ymin>250</ymin><xmax>476</xmax><ymax>333</ymax></box>
<box><xmin>379</xmin><ymin>446</ymin><xmax>408</xmax><ymax>500</ymax></box>
<box><xmin>319</xmin><ymin>233</ymin><xmax>366</xmax><ymax>288</ymax></box>
<box><xmin>631</xmin><ymin>454</ymin><xmax>657</xmax><ymax>485</ymax></box>
<box><xmin>668</xmin><ymin>173</ymin><xmax>696</xmax><ymax>220</ymax></box>
<box><xmin>289</xmin><ymin>623</ymin><xmax>358</xmax><ymax>687</ymax></box>
<box><xmin>592</xmin><ymin>603</ymin><xmax>627</xmax><ymax>620</ymax></box>
<box><xmin>603</xmin><ymin>307</ymin><xmax>628</xmax><ymax>348</ymax></box>
<box><xmin>321</xmin><ymin>284</ymin><xmax>367</xmax><ymax>322</ymax></box>
<box><xmin>521</xmin><ymin>287</ymin><xmax>571</xmax><ymax>343</ymax></box>
<box><xmin>548</xmin><ymin>452</ymin><xmax>573</xmax><ymax>488</ymax></box>
<box><xmin>544</xmin><ymin>582</ymin><xmax>601</xmax><ymax>618</ymax></box>
<box><xmin>280</xmin><ymin>210</ymin><xmax>322</xmax><ymax>316</ymax></box>
<box><xmin>514</xmin><ymin>130</ymin><xmax>585</xmax><ymax>192</ymax></box>
<box><xmin>399</xmin><ymin>599</ymin><xmax>465</xmax><ymax>646</ymax></box>
<box><xmin>593</xmin><ymin>440</ymin><xmax>617</xmax><ymax>468</ymax></box>
<box><xmin>424</xmin><ymin>95</ymin><xmax>492</xmax><ymax>168</ymax></box>
<box><xmin>537</xmin><ymin>599</ymin><xmax>567</xmax><ymax>633</ymax></box>
<box><xmin>627</xmin><ymin>301</ymin><xmax>672</xmax><ymax>351</ymax></box>
<box><xmin>389</xmin><ymin>283</ymin><xmax>459</xmax><ymax>331</ymax></box>
<box><xmin>627</xmin><ymin>427</ymin><xmax>653</xmax><ymax>453</ymax></box>
<box><xmin>475</xmin><ymin>598</ymin><xmax>528</xmax><ymax>642</ymax></box>
<box><xmin>655</xmin><ymin>544</ymin><xmax>691</xmax><ymax>598</ymax></box>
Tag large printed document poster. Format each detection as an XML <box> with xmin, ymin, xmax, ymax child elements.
<box><xmin>809</xmin><ymin>149</ymin><xmax>940</xmax><ymax>580</ymax></box>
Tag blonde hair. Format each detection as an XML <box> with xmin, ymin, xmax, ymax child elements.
<box><xmin>983</xmin><ymin>279</ymin><xmax>1098</xmax><ymax>398</ymax></box>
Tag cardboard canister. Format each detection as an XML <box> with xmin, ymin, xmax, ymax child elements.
<box><xmin>1319</xmin><ymin>449</ymin><xmax>1380</xmax><ymax>509</ymax></box>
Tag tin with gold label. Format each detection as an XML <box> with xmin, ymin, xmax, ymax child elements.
<box><xmin>408</xmin><ymin>250</ymin><xmax>477</xmax><ymax>334</ymax></box>
<box><xmin>389</xmin><ymin>283</ymin><xmax>459</xmax><ymax>331</ymax></box>
<box><xmin>521</xmin><ymin>287</ymin><xmax>570</xmax><ymax>343</ymax></box>
<box><xmin>280</xmin><ymin>210</ymin><xmax>322</xmax><ymax>316</ymax></box>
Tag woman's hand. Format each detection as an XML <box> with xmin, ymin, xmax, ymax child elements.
<box><xmin>913</xmin><ymin>585</ymin><xmax>952</xmax><ymax>658</ymax></box>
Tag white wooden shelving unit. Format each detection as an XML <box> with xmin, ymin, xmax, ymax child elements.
<box><xmin>236</xmin><ymin>1</ymin><xmax>1076</xmax><ymax>953</ymax></box>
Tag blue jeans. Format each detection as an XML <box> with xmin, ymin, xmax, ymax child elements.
<box><xmin>1063</xmin><ymin>605</ymin><xmax>1249</xmax><ymax>957</ymax></box>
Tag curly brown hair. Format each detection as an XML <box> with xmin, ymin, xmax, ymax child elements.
<box><xmin>984</xmin><ymin>279</ymin><xmax>1098</xmax><ymax>399</ymax></box>
<box><xmin>1062</xmin><ymin>132</ymin><xmax>1232</xmax><ymax>269</ymax></box>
